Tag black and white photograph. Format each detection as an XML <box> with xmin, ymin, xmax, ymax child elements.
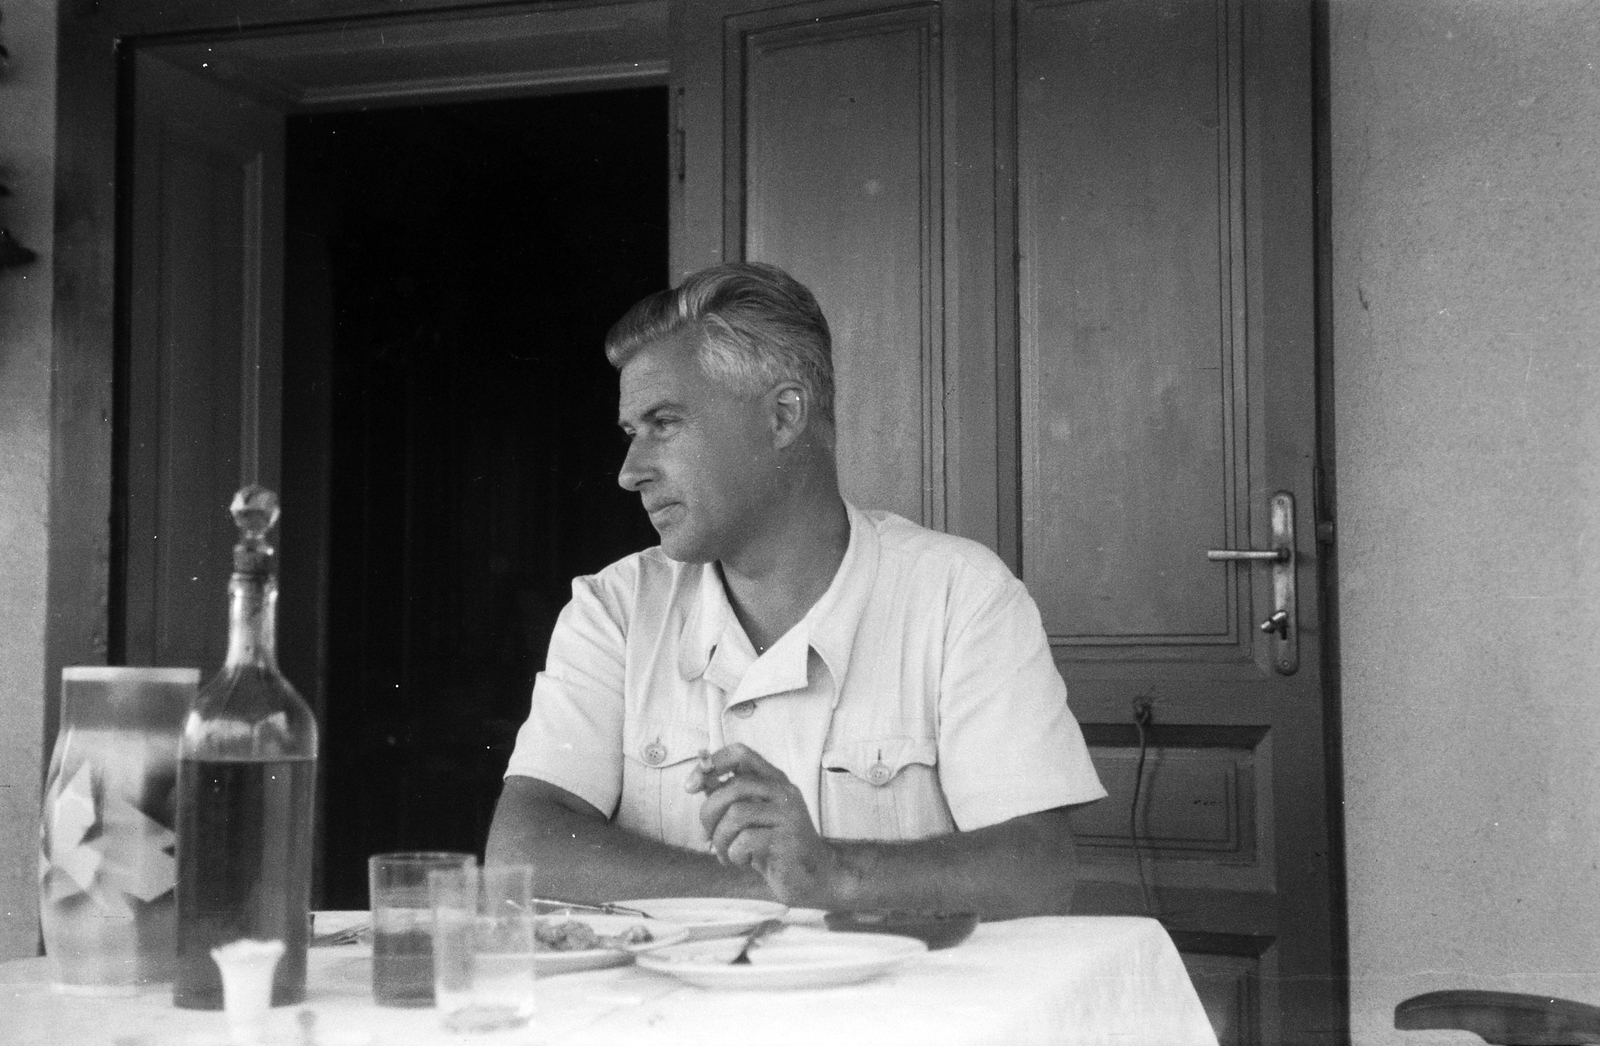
<box><xmin>1</xmin><ymin>1</ymin><xmax>1596</xmax><ymax>1044</ymax></box>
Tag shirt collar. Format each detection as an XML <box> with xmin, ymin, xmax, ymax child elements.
<box><xmin>796</xmin><ymin>501</ymin><xmax>878</xmax><ymax>694</ymax></box>
<box><xmin>674</xmin><ymin>502</ymin><xmax>880</xmax><ymax>696</ymax></box>
<box><xmin>676</xmin><ymin>563</ymin><xmax>737</xmax><ymax>685</ymax></box>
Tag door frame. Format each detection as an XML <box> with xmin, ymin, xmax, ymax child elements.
<box><xmin>46</xmin><ymin>0</ymin><xmax>668</xmax><ymax>751</ymax></box>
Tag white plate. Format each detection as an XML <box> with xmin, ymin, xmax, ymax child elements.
<box><xmin>313</xmin><ymin>914</ymin><xmax>690</xmax><ymax>980</ymax></box>
<box><xmin>611</xmin><ymin>897</ymin><xmax>789</xmax><ymax>941</ymax></box>
<box><xmin>534</xmin><ymin>914</ymin><xmax>691</xmax><ymax>975</ymax></box>
<box><xmin>115</xmin><ymin>1032</ymin><xmax>373</xmax><ymax>1046</ymax></box>
<box><xmin>634</xmin><ymin>927</ymin><xmax>926</xmax><ymax>990</ymax></box>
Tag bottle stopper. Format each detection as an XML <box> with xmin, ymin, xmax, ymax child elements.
<box><xmin>230</xmin><ymin>485</ymin><xmax>280</xmax><ymax>575</ymax></box>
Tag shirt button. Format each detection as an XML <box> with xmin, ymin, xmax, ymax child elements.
<box><xmin>730</xmin><ymin>702</ymin><xmax>756</xmax><ymax>719</ymax></box>
<box><xmin>866</xmin><ymin>762</ymin><xmax>893</xmax><ymax>786</ymax></box>
<box><xmin>641</xmin><ymin>741</ymin><xmax>667</xmax><ymax>766</ymax></box>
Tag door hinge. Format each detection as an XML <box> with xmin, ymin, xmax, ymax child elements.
<box><xmin>1313</xmin><ymin>464</ymin><xmax>1335</xmax><ymax>545</ymax></box>
<box><xmin>670</xmin><ymin>86</ymin><xmax>686</xmax><ymax>185</ymax></box>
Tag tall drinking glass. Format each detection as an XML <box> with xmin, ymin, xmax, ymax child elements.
<box><xmin>430</xmin><ymin>864</ymin><xmax>537</xmax><ymax>1034</ymax></box>
<box><xmin>368</xmin><ymin>851</ymin><xmax>477</xmax><ymax>1007</ymax></box>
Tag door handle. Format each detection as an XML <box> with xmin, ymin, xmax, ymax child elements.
<box><xmin>1259</xmin><ymin>610</ymin><xmax>1290</xmax><ymax>637</ymax></box>
<box><xmin>1206</xmin><ymin>491</ymin><xmax>1298</xmax><ymax>675</ymax></box>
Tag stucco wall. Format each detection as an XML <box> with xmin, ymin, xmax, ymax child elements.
<box><xmin>1331</xmin><ymin>1</ymin><xmax>1600</xmax><ymax>1042</ymax></box>
<box><xmin>0</xmin><ymin>0</ymin><xmax>56</xmax><ymax>959</ymax></box>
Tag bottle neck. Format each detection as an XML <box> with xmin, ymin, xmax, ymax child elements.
<box><xmin>224</xmin><ymin>572</ymin><xmax>280</xmax><ymax>671</ymax></box>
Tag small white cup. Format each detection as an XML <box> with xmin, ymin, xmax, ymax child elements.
<box><xmin>210</xmin><ymin>938</ymin><xmax>285</xmax><ymax>1045</ymax></box>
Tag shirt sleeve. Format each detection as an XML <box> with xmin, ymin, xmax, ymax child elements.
<box><xmin>936</xmin><ymin>569</ymin><xmax>1107</xmax><ymax>830</ymax></box>
<box><xmin>502</xmin><ymin>572</ymin><xmax>629</xmax><ymax>819</ymax></box>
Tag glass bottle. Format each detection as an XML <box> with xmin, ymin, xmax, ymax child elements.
<box><xmin>172</xmin><ymin>486</ymin><xmax>319</xmax><ymax>1009</ymax></box>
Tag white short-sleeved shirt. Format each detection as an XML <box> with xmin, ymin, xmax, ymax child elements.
<box><xmin>504</xmin><ymin>503</ymin><xmax>1105</xmax><ymax>849</ymax></box>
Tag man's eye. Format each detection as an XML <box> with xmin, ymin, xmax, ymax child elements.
<box><xmin>621</xmin><ymin>415</ymin><xmax>682</xmax><ymax>442</ymax></box>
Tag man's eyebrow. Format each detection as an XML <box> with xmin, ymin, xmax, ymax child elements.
<box><xmin>618</xmin><ymin>399</ymin><xmax>683</xmax><ymax>429</ymax></box>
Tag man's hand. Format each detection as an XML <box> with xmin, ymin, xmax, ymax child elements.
<box><xmin>684</xmin><ymin>743</ymin><xmax>848</xmax><ymax>907</ymax></box>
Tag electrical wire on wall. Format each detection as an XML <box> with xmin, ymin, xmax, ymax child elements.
<box><xmin>1130</xmin><ymin>698</ymin><xmax>1156</xmax><ymax>918</ymax></box>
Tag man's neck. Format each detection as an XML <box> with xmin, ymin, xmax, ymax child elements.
<box><xmin>717</xmin><ymin>493</ymin><xmax>850</xmax><ymax>655</ymax></box>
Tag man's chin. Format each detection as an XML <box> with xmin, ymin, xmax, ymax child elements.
<box><xmin>659</xmin><ymin>541</ymin><xmax>716</xmax><ymax>565</ymax></box>
<box><xmin>654</xmin><ymin>527</ymin><xmax>716</xmax><ymax>564</ymax></box>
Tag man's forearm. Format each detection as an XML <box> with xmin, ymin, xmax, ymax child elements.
<box><xmin>824</xmin><ymin>807</ymin><xmax>1079</xmax><ymax>919</ymax></box>
<box><xmin>485</xmin><ymin>776</ymin><xmax>770</xmax><ymax>904</ymax></box>
<box><xmin>489</xmin><ymin>777</ymin><xmax>1079</xmax><ymax>918</ymax></box>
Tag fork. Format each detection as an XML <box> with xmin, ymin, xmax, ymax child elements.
<box><xmin>309</xmin><ymin>924</ymin><xmax>368</xmax><ymax>947</ymax></box>
<box><xmin>730</xmin><ymin>919</ymin><xmax>786</xmax><ymax>965</ymax></box>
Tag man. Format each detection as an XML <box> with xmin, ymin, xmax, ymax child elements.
<box><xmin>486</xmin><ymin>262</ymin><xmax>1105</xmax><ymax>917</ymax></box>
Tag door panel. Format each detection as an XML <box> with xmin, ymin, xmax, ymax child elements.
<box><xmin>1018</xmin><ymin>0</ymin><xmax>1248</xmax><ymax>651</ymax></box>
<box><xmin>125</xmin><ymin>51</ymin><xmax>284</xmax><ymax>671</ymax></box>
<box><xmin>1184</xmin><ymin>947</ymin><xmax>1271</xmax><ymax>1046</ymax></box>
<box><xmin>673</xmin><ymin>2</ymin><xmax>1337</xmax><ymax>1044</ymax></box>
<box><xmin>735</xmin><ymin>6</ymin><xmax>945</xmax><ymax>524</ymax></box>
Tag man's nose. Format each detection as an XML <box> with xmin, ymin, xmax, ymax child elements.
<box><xmin>617</xmin><ymin>439</ymin><xmax>651</xmax><ymax>491</ymax></box>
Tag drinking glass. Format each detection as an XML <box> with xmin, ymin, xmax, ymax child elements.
<box><xmin>367</xmin><ymin>851</ymin><xmax>476</xmax><ymax>1007</ymax></box>
<box><xmin>429</xmin><ymin>864</ymin><xmax>537</xmax><ymax>1033</ymax></box>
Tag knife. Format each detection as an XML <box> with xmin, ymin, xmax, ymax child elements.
<box><xmin>530</xmin><ymin>897</ymin><xmax>654</xmax><ymax>919</ymax></box>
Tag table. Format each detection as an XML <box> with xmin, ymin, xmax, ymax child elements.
<box><xmin>1</xmin><ymin>916</ymin><xmax>1217</xmax><ymax>1046</ymax></box>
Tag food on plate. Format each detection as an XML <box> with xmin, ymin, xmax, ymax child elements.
<box><xmin>535</xmin><ymin>918</ymin><xmax>654</xmax><ymax>953</ymax></box>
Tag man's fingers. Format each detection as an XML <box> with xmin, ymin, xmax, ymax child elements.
<box><xmin>682</xmin><ymin>753</ymin><xmax>717</xmax><ymax>795</ymax></box>
<box><xmin>701</xmin><ymin>784</ymin><xmax>794</xmax><ymax>863</ymax></box>
<box><xmin>698</xmin><ymin>776</ymin><xmax>787</xmax><ymax>835</ymax></box>
<box><xmin>711</xmin><ymin>802</ymin><xmax>779</xmax><ymax>866</ymax></box>
<box><xmin>724</xmin><ymin>825</ymin><xmax>774</xmax><ymax>871</ymax></box>
<box><xmin>684</xmin><ymin>758</ymin><xmax>736</xmax><ymax>795</ymax></box>
<box><xmin>689</xmin><ymin>742</ymin><xmax>784</xmax><ymax>791</ymax></box>
<box><xmin>688</xmin><ymin>742</ymin><xmax>811</xmax><ymax>870</ymax></box>
<box><xmin>719</xmin><ymin>743</ymin><xmax>783</xmax><ymax>778</ymax></box>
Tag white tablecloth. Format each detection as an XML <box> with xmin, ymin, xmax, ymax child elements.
<box><xmin>1</xmin><ymin>916</ymin><xmax>1217</xmax><ymax>1046</ymax></box>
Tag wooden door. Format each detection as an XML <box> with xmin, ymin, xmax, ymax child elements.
<box><xmin>124</xmin><ymin>51</ymin><xmax>285</xmax><ymax>673</ymax></box>
<box><xmin>672</xmin><ymin>2</ymin><xmax>1339</xmax><ymax>1044</ymax></box>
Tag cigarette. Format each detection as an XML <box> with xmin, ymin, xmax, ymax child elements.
<box><xmin>696</xmin><ymin>750</ymin><xmax>736</xmax><ymax>789</ymax></box>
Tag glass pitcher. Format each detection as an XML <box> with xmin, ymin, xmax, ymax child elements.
<box><xmin>39</xmin><ymin>666</ymin><xmax>199</xmax><ymax>993</ymax></box>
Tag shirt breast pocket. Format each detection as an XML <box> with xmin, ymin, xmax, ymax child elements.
<box><xmin>820</xmin><ymin>737</ymin><xmax>955</xmax><ymax>842</ymax></box>
<box><xmin>618</xmin><ymin>719</ymin><xmax>708</xmax><ymax>850</ymax></box>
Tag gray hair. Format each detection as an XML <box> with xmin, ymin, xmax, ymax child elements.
<box><xmin>604</xmin><ymin>262</ymin><xmax>835</xmax><ymax>428</ymax></box>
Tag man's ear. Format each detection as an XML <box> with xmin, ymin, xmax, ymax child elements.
<box><xmin>770</xmin><ymin>382</ymin><xmax>808</xmax><ymax>449</ymax></box>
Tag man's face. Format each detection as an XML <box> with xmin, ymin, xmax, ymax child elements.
<box><xmin>616</xmin><ymin>329</ymin><xmax>777</xmax><ymax>564</ymax></box>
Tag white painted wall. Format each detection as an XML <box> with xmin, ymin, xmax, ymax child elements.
<box><xmin>1331</xmin><ymin>1</ymin><xmax>1600</xmax><ymax>1042</ymax></box>
<box><xmin>0</xmin><ymin>0</ymin><xmax>57</xmax><ymax>959</ymax></box>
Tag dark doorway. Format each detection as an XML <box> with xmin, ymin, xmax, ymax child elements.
<box><xmin>283</xmin><ymin>88</ymin><xmax>667</xmax><ymax>909</ymax></box>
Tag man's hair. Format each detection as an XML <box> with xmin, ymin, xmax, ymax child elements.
<box><xmin>604</xmin><ymin>262</ymin><xmax>835</xmax><ymax>427</ymax></box>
